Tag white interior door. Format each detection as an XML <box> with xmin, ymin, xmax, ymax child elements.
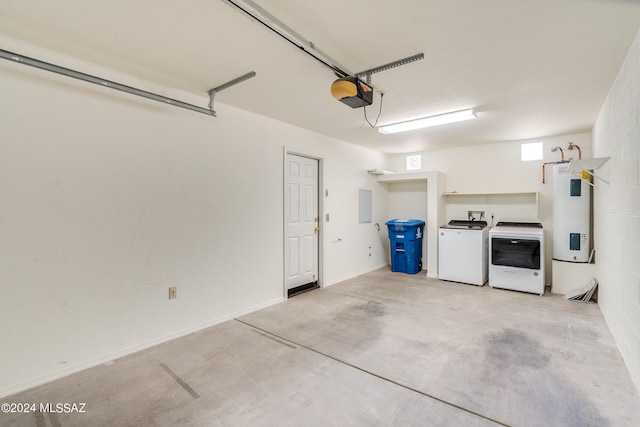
<box><xmin>286</xmin><ymin>154</ymin><xmax>319</xmax><ymax>291</ymax></box>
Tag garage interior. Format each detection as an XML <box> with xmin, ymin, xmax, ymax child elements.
<box><xmin>1</xmin><ymin>1</ymin><xmax>640</xmax><ymax>426</ymax></box>
<box><xmin>4</xmin><ymin>270</ymin><xmax>640</xmax><ymax>426</ymax></box>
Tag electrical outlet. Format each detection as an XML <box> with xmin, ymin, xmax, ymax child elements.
<box><xmin>168</xmin><ymin>286</ymin><xmax>177</xmax><ymax>299</ymax></box>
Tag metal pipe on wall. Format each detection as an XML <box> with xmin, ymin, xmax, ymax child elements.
<box><xmin>542</xmin><ymin>146</ymin><xmax>569</xmax><ymax>183</ymax></box>
<box><xmin>550</xmin><ymin>146</ymin><xmax>565</xmax><ymax>161</ymax></box>
<box><xmin>568</xmin><ymin>142</ymin><xmax>582</xmax><ymax>159</ymax></box>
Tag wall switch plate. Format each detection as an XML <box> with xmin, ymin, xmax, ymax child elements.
<box><xmin>168</xmin><ymin>286</ymin><xmax>177</xmax><ymax>299</ymax></box>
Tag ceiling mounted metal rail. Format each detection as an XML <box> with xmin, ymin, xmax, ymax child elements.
<box><xmin>220</xmin><ymin>0</ymin><xmax>353</xmax><ymax>78</ymax></box>
<box><xmin>0</xmin><ymin>48</ymin><xmax>254</xmax><ymax>117</ymax></box>
<box><xmin>221</xmin><ymin>1</ymin><xmax>423</xmax><ymax>88</ymax></box>
<box><xmin>355</xmin><ymin>53</ymin><xmax>425</xmax><ymax>85</ymax></box>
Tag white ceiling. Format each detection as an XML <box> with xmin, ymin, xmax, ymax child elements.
<box><xmin>1</xmin><ymin>0</ymin><xmax>639</xmax><ymax>153</ymax></box>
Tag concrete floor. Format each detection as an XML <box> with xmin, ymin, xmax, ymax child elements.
<box><xmin>3</xmin><ymin>268</ymin><xmax>640</xmax><ymax>426</ymax></box>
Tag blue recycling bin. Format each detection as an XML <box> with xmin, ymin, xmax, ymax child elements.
<box><xmin>385</xmin><ymin>219</ymin><xmax>425</xmax><ymax>274</ymax></box>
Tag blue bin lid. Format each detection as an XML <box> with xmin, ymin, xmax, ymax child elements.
<box><xmin>385</xmin><ymin>219</ymin><xmax>425</xmax><ymax>226</ymax></box>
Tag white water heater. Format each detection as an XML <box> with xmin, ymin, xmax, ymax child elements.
<box><xmin>552</xmin><ymin>163</ymin><xmax>591</xmax><ymax>262</ymax></box>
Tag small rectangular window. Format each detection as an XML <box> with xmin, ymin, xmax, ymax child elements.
<box><xmin>406</xmin><ymin>155</ymin><xmax>422</xmax><ymax>170</ymax></box>
<box><xmin>521</xmin><ymin>142</ymin><xmax>543</xmax><ymax>161</ymax></box>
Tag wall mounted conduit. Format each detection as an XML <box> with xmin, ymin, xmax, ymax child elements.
<box><xmin>0</xmin><ymin>48</ymin><xmax>255</xmax><ymax>117</ymax></box>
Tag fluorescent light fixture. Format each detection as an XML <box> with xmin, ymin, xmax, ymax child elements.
<box><xmin>378</xmin><ymin>108</ymin><xmax>476</xmax><ymax>134</ymax></box>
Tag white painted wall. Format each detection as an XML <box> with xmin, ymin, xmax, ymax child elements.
<box><xmin>592</xmin><ymin>29</ymin><xmax>640</xmax><ymax>393</ymax></box>
<box><xmin>388</xmin><ymin>132</ymin><xmax>593</xmax><ymax>287</ymax></box>
<box><xmin>0</xmin><ymin>39</ymin><xmax>389</xmax><ymax>397</ymax></box>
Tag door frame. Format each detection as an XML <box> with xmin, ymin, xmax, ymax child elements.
<box><xmin>283</xmin><ymin>147</ymin><xmax>324</xmax><ymax>298</ymax></box>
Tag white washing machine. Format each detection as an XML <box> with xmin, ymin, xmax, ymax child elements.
<box><xmin>439</xmin><ymin>220</ymin><xmax>489</xmax><ymax>286</ymax></box>
<box><xmin>489</xmin><ymin>221</ymin><xmax>545</xmax><ymax>295</ymax></box>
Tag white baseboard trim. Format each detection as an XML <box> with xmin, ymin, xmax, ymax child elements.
<box><xmin>0</xmin><ymin>296</ymin><xmax>284</xmax><ymax>399</ymax></box>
